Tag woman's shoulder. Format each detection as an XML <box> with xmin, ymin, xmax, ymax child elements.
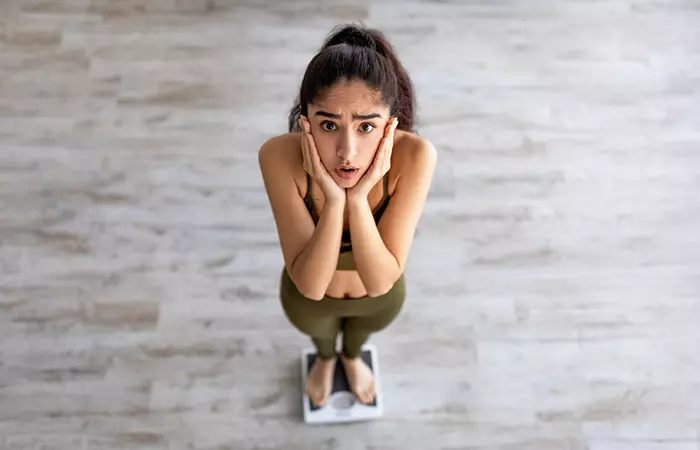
<box><xmin>258</xmin><ymin>132</ymin><xmax>306</xmax><ymax>196</ymax></box>
<box><xmin>392</xmin><ymin>130</ymin><xmax>438</xmax><ymax>178</ymax></box>
<box><xmin>258</xmin><ymin>131</ymin><xmax>303</xmax><ymax>166</ymax></box>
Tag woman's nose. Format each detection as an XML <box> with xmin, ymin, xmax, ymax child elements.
<box><xmin>336</xmin><ymin>131</ymin><xmax>357</xmax><ymax>161</ymax></box>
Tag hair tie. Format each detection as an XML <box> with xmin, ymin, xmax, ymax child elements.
<box><xmin>331</xmin><ymin>27</ymin><xmax>376</xmax><ymax>50</ymax></box>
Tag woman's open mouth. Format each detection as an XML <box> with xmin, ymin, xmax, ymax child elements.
<box><xmin>335</xmin><ymin>167</ymin><xmax>359</xmax><ymax>179</ymax></box>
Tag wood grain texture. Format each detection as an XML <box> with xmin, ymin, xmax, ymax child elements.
<box><xmin>1</xmin><ymin>0</ymin><xmax>699</xmax><ymax>448</ymax></box>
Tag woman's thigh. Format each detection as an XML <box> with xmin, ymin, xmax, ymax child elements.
<box><xmin>342</xmin><ymin>274</ymin><xmax>406</xmax><ymax>333</ymax></box>
<box><xmin>279</xmin><ymin>269</ymin><xmax>342</xmax><ymax>338</ymax></box>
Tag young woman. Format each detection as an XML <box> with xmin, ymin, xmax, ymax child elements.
<box><xmin>259</xmin><ymin>24</ymin><xmax>437</xmax><ymax>408</ymax></box>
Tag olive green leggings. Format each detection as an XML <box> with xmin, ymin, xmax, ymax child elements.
<box><xmin>280</xmin><ymin>268</ymin><xmax>406</xmax><ymax>359</ymax></box>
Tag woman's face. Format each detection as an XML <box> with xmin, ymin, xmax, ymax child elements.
<box><xmin>305</xmin><ymin>80</ymin><xmax>392</xmax><ymax>188</ymax></box>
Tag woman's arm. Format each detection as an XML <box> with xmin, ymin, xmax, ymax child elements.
<box><xmin>289</xmin><ymin>199</ymin><xmax>344</xmax><ymax>300</ymax></box>
<box><xmin>347</xmin><ymin>196</ymin><xmax>400</xmax><ymax>296</ymax></box>
<box><xmin>258</xmin><ymin>136</ymin><xmax>344</xmax><ymax>301</ymax></box>
<box><xmin>348</xmin><ymin>138</ymin><xmax>437</xmax><ymax>296</ymax></box>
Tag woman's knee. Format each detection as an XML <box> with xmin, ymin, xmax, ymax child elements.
<box><xmin>291</xmin><ymin>315</ymin><xmax>340</xmax><ymax>339</ymax></box>
<box><xmin>344</xmin><ymin>308</ymin><xmax>400</xmax><ymax>334</ymax></box>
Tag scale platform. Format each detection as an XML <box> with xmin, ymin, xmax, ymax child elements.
<box><xmin>301</xmin><ymin>344</ymin><xmax>383</xmax><ymax>424</ymax></box>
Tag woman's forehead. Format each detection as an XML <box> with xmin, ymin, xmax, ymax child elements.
<box><xmin>310</xmin><ymin>82</ymin><xmax>389</xmax><ymax>117</ymax></box>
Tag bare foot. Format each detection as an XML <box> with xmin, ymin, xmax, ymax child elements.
<box><xmin>339</xmin><ymin>353</ymin><xmax>375</xmax><ymax>404</ymax></box>
<box><xmin>305</xmin><ymin>355</ymin><xmax>336</xmax><ymax>407</ymax></box>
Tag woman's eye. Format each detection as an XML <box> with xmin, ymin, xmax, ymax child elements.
<box><xmin>321</xmin><ymin>121</ymin><xmax>337</xmax><ymax>131</ymax></box>
<box><xmin>360</xmin><ymin>123</ymin><xmax>375</xmax><ymax>133</ymax></box>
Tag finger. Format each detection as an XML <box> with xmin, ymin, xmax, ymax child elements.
<box><xmin>385</xmin><ymin>120</ymin><xmax>397</xmax><ymax>167</ymax></box>
<box><xmin>367</xmin><ymin>142</ymin><xmax>384</xmax><ymax>177</ymax></box>
<box><xmin>381</xmin><ymin>118</ymin><xmax>397</xmax><ymax>153</ymax></box>
<box><xmin>384</xmin><ymin>137</ymin><xmax>394</xmax><ymax>170</ymax></box>
<box><xmin>377</xmin><ymin>136</ymin><xmax>389</xmax><ymax>161</ymax></box>
<box><xmin>384</xmin><ymin>131</ymin><xmax>394</xmax><ymax>154</ymax></box>
<box><xmin>300</xmin><ymin>117</ymin><xmax>316</xmax><ymax>175</ymax></box>
<box><xmin>300</xmin><ymin>124</ymin><xmax>311</xmax><ymax>174</ymax></box>
<box><xmin>384</xmin><ymin>117</ymin><xmax>398</xmax><ymax>137</ymax></box>
<box><xmin>377</xmin><ymin>136</ymin><xmax>391</xmax><ymax>169</ymax></box>
<box><xmin>304</xmin><ymin>127</ymin><xmax>325</xmax><ymax>173</ymax></box>
<box><xmin>306</xmin><ymin>137</ymin><xmax>319</xmax><ymax>176</ymax></box>
<box><xmin>303</xmin><ymin>130</ymin><xmax>328</xmax><ymax>182</ymax></box>
<box><xmin>387</xmin><ymin>118</ymin><xmax>398</xmax><ymax>143</ymax></box>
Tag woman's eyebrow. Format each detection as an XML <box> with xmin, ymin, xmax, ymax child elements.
<box><xmin>314</xmin><ymin>111</ymin><xmax>382</xmax><ymax>120</ymax></box>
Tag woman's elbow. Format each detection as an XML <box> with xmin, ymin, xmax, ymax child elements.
<box><xmin>366</xmin><ymin>282</ymin><xmax>394</xmax><ymax>298</ymax></box>
<box><xmin>295</xmin><ymin>278</ymin><xmax>325</xmax><ymax>301</ymax></box>
<box><xmin>300</xmin><ymin>288</ymin><xmax>325</xmax><ymax>301</ymax></box>
<box><xmin>288</xmin><ymin>268</ymin><xmax>325</xmax><ymax>301</ymax></box>
<box><xmin>366</xmin><ymin>273</ymin><xmax>402</xmax><ymax>298</ymax></box>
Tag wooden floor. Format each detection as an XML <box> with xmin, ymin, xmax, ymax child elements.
<box><xmin>1</xmin><ymin>0</ymin><xmax>700</xmax><ymax>448</ymax></box>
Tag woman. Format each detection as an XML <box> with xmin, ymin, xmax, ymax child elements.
<box><xmin>259</xmin><ymin>24</ymin><xmax>437</xmax><ymax>408</ymax></box>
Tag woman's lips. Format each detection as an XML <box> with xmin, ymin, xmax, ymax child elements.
<box><xmin>335</xmin><ymin>167</ymin><xmax>359</xmax><ymax>179</ymax></box>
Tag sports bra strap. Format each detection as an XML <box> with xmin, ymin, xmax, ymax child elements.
<box><xmin>382</xmin><ymin>171</ymin><xmax>389</xmax><ymax>199</ymax></box>
<box><xmin>305</xmin><ymin>172</ymin><xmax>312</xmax><ymax>199</ymax></box>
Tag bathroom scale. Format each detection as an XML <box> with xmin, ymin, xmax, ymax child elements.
<box><xmin>301</xmin><ymin>344</ymin><xmax>383</xmax><ymax>424</ymax></box>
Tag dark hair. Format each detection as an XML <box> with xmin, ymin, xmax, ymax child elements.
<box><xmin>288</xmin><ymin>24</ymin><xmax>416</xmax><ymax>133</ymax></box>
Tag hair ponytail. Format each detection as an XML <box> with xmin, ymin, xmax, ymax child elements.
<box><xmin>365</xmin><ymin>29</ymin><xmax>415</xmax><ymax>132</ymax></box>
<box><xmin>288</xmin><ymin>24</ymin><xmax>416</xmax><ymax>133</ymax></box>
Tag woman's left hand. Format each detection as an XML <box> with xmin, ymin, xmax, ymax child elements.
<box><xmin>347</xmin><ymin>117</ymin><xmax>398</xmax><ymax>201</ymax></box>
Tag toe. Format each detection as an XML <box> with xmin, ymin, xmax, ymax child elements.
<box><xmin>354</xmin><ymin>391</ymin><xmax>364</xmax><ymax>404</ymax></box>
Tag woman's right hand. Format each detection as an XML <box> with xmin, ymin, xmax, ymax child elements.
<box><xmin>299</xmin><ymin>116</ymin><xmax>346</xmax><ymax>205</ymax></box>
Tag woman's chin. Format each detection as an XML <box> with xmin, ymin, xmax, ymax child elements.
<box><xmin>335</xmin><ymin>178</ymin><xmax>357</xmax><ymax>189</ymax></box>
<box><xmin>332</xmin><ymin>168</ymin><xmax>361</xmax><ymax>187</ymax></box>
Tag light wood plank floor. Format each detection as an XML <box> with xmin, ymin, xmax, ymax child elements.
<box><xmin>1</xmin><ymin>0</ymin><xmax>699</xmax><ymax>449</ymax></box>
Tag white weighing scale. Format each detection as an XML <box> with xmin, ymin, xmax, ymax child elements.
<box><xmin>301</xmin><ymin>344</ymin><xmax>383</xmax><ymax>424</ymax></box>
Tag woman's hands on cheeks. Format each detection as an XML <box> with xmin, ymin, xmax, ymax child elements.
<box><xmin>299</xmin><ymin>115</ymin><xmax>398</xmax><ymax>205</ymax></box>
<box><xmin>347</xmin><ymin>117</ymin><xmax>398</xmax><ymax>202</ymax></box>
<box><xmin>299</xmin><ymin>116</ymin><xmax>345</xmax><ymax>205</ymax></box>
